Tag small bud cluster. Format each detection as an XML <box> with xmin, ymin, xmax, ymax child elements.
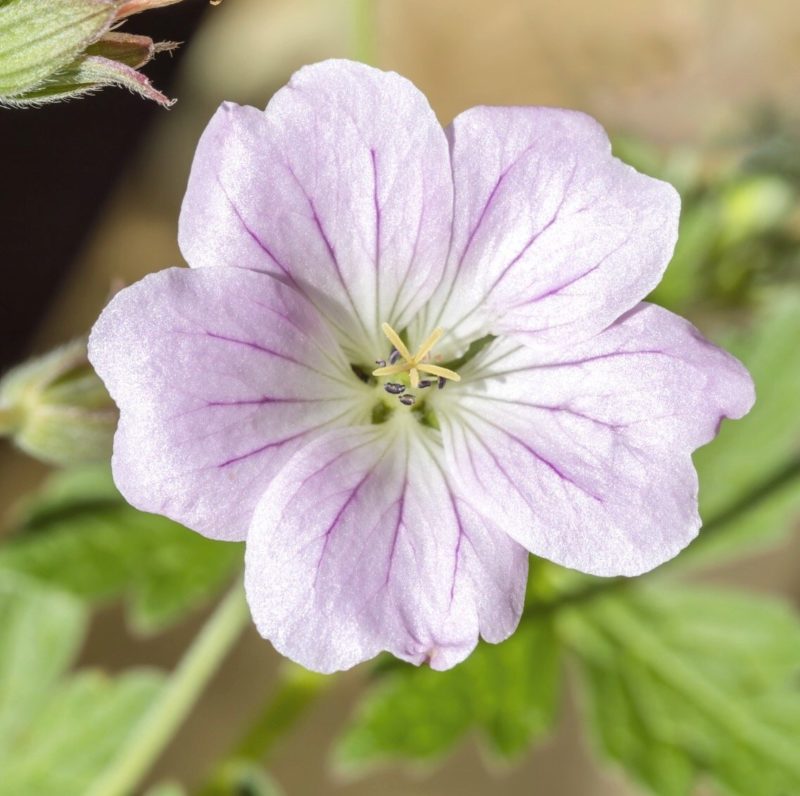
<box><xmin>0</xmin><ymin>0</ymin><xmax>224</xmax><ymax>108</ymax></box>
<box><xmin>0</xmin><ymin>339</ymin><xmax>117</xmax><ymax>466</ymax></box>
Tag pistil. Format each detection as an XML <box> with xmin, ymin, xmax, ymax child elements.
<box><xmin>372</xmin><ymin>323</ymin><xmax>461</xmax><ymax>389</ymax></box>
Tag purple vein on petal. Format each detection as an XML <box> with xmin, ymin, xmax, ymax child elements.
<box><xmin>416</xmin><ymin>437</ymin><xmax>473</xmax><ymax>607</ymax></box>
<box><xmin>282</xmin><ymin>162</ymin><xmax>369</xmax><ymax>340</ymax></box>
<box><xmin>427</xmin><ymin>153</ymin><xmax>526</xmax><ymax>326</ymax></box>
<box><xmin>216</xmin><ymin>175</ymin><xmax>296</xmax><ymax>284</ymax></box>
<box><xmin>450</xmin><ymin>415</ymin><xmax>543</xmax><ymax>518</ymax></box>
<box><xmin>458</xmin><ymin>394</ymin><xmax>627</xmax><ymax>431</ymax></box>
<box><xmin>382</xmin><ymin>447</ymin><xmax>409</xmax><ymax>589</ymax></box>
<box><xmin>311</xmin><ymin>440</ymin><xmax>392</xmax><ymax>588</ymax></box>
<box><xmin>445</xmin><ymin>489</ymin><xmax>468</xmax><ymax>605</ymax></box>
<box><xmin>388</xmin><ymin>190</ymin><xmax>428</xmax><ymax>324</ymax></box>
<box><xmin>371</xmin><ymin>147</ymin><xmax>382</xmax><ymax>324</ymax></box>
<box><xmin>179</xmin><ymin>330</ymin><xmax>348</xmax><ymax>385</ymax></box>
<box><xmin>312</xmin><ymin>471</ymin><xmax>372</xmax><ymax>586</ymax></box>
<box><xmin>204</xmin><ymin>396</ymin><xmax>329</xmax><ymax>407</ymax></box>
<box><xmin>481</xmin><ymin>348</ymin><xmax>676</xmax><ymax>381</ymax></box>
<box><xmin>509</xmin><ymin>235</ymin><xmax>629</xmax><ymax>308</ymax></box>
<box><xmin>215</xmin><ymin>411</ymin><xmax>355</xmax><ymax>469</ymax></box>
<box><xmin>459</xmin><ymin>408</ymin><xmax>604</xmax><ymax>504</ymax></box>
<box><xmin>454</xmin><ymin>143</ymin><xmax>538</xmax><ymax>273</ymax></box>
<box><xmin>216</xmin><ymin>429</ymin><xmax>317</xmax><ymax>468</ymax></box>
<box><xmin>483</xmin><ymin>163</ymin><xmax>578</xmax><ymax>298</ymax></box>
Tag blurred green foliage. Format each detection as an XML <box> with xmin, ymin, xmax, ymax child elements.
<box><xmin>0</xmin><ymin>572</ymin><xmax>163</xmax><ymax>795</ymax></box>
<box><xmin>337</xmin><ymin>617</ymin><xmax>560</xmax><ymax>768</ymax></box>
<box><xmin>0</xmin><ymin>465</ymin><xmax>242</xmax><ymax>633</ymax></box>
<box><xmin>564</xmin><ymin>588</ymin><xmax>800</xmax><ymax>796</ymax></box>
<box><xmin>616</xmin><ymin>128</ymin><xmax>800</xmax><ymax>316</ymax></box>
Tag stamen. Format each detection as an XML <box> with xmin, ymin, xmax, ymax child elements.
<box><xmin>381</xmin><ymin>323</ymin><xmax>412</xmax><ymax>361</ymax></box>
<box><xmin>437</xmin><ymin>376</ymin><xmax>446</xmax><ymax>390</ymax></box>
<box><xmin>414</xmin><ymin>327</ymin><xmax>444</xmax><ymax>361</ymax></box>
<box><xmin>373</xmin><ymin>362</ymin><xmax>411</xmax><ymax>378</ymax></box>
<box><xmin>416</xmin><ymin>363</ymin><xmax>461</xmax><ymax>382</ymax></box>
<box><xmin>372</xmin><ymin>323</ymin><xmax>462</xmax><ymax>391</ymax></box>
<box><xmin>375</xmin><ymin>359</ymin><xmax>386</xmax><ymax>367</ymax></box>
<box><xmin>399</xmin><ymin>394</ymin><xmax>416</xmax><ymax>406</ymax></box>
<box><xmin>384</xmin><ymin>382</ymin><xmax>405</xmax><ymax>395</ymax></box>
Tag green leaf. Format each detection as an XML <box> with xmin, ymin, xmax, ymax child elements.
<box><xmin>0</xmin><ymin>572</ymin><xmax>86</xmax><ymax>753</ymax></box>
<box><xmin>1</xmin><ymin>670</ymin><xmax>164</xmax><ymax>796</ymax></box>
<box><xmin>562</xmin><ymin>586</ymin><xmax>800</xmax><ymax>796</ymax></box>
<box><xmin>0</xmin><ymin>572</ymin><xmax>164</xmax><ymax>796</ymax></box>
<box><xmin>0</xmin><ymin>0</ymin><xmax>115</xmax><ymax>99</ymax></box>
<box><xmin>0</xmin><ymin>465</ymin><xmax>243</xmax><ymax>633</ymax></box>
<box><xmin>336</xmin><ymin>617</ymin><xmax>561</xmax><ymax>769</ymax></box>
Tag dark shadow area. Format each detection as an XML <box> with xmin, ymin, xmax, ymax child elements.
<box><xmin>0</xmin><ymin>2</ymin><xmax>207</xmax><ymax>371</ymax></box>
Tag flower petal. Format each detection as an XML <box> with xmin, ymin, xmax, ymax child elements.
<box><xmin>179</xmin><ymin>60</ymin><xmax>453</xmax><ymax>357</ymax></box>
<box><xmin>418</xmin><ymin>107</ymin><xmax>680</xmax><ymax>352</ymax></box>
<box><xmin>244</xmin><ymin>425</ymin><xmax>528</xmax><ymax>673</ymax></box>
<box><xmin>88</xmin><ymin>267</ymin><xmax>367</xmax><ymax>541</ymax></box>
<box><xmin>440</xmin><ymin>303</ymin><xmax>755</xmax><ymax>576</ymax></box>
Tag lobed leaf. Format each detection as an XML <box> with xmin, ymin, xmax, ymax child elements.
<box><xmin>0</xmin><ymin>572</ymin><xmax>164</xmax><ymax>796</ymax></box>
<box><xmin>0</xmin><ymin>572</ymin><xmax>86</xmax><ymax>755</ymax></box>
<box><xmin>0</xmin><ymin>465</ymin><xmax>242</xmax><ymax>633</ymax></box>
<box><xmin>562</xmin><ymin>586</ymin><xmax>800</xmax><ymax>796</ymax></box>
<box><xmin>336</xmin><ymin>617</ymin><xmax>562</xmax><ymax>769</ymax></box>
<box><xmin>1</xmin><ymin>670</ymin><xmax>163</xmax><ymax>796</ymax></box>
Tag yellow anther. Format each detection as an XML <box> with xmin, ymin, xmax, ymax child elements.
<box><xmin>372</xmin><ymin>323</ymin><xmax>462</xmax><ymax>386</ymax></box>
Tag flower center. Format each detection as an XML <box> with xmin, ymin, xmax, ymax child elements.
<box><xmin>372</xmin><ymin>322</ymin><xmax>460</xmax><ymax>406</ymax></box>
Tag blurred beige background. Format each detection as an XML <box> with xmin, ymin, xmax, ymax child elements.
<box><xmin>2</xmin><ymin>1</ymin><xmax>799</xmax><ymax>793</ymax></box>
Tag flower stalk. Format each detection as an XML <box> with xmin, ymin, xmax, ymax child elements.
<box><xmin>86</xmin><ymin>582</ymin><xmax>250</xmax><ymax>796</ymax></box>
<box><xmin>198</xmin><ymin>665</ymin><xmax>330</xmax><ymax>795</ymax></box>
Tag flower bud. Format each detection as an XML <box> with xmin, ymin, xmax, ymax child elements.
<box><xmin>0</xmin><ymin>0</ymin><xmax>189</xmax><ymax>108</ymax></box>
<box><xmin>0</xmin><ymin>339</ymin><xmax>117</xmax><ymax>467</ymax></box>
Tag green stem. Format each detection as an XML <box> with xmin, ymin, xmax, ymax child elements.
<box><xmin>351</xmin><ymin>0</ymin><xmax>376</xmax><ymax>65</ymax></box>
<box><xmin>87</xmin><ymin>582</ymin><xmax>250</xmax><ymax>796</ymax></box>
<box><xmin>197</xmin><ymin>665</ymin><xmax>329</xmax><ymax>795</ymax></box>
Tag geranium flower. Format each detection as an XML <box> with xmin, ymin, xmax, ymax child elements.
<box><xmin>89</xmin><ymin>60</ymin><xmax>754</xmax><ymax>672</ymax></box>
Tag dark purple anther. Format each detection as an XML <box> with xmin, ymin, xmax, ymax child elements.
<box><xmin>437</xmin><ymin>376</ymin><xmax>447</xmax><ymax>390</ymax></box>
<box><xmin>375</xmin><ymin>359</ymin><xmax>386</xmax><ymax>367</ymax></box>
<box><xmin>418</xmin><ymin>379</ymin><xmax>433</xmax><ymax>388</ymax></box>
<box><xmin>389</xmin><ymin>348</ymin><xmax>401</xmax><ymax>365</ymax></box>
<box><xmin>399</xmin><ymin>394</ymin><xmax>416</xmax><ymax>406</ymax></box>
<box><xmin>384</xmin><ymin>382</ymin><xmax>405</xmax><ymax>395</ymax></box>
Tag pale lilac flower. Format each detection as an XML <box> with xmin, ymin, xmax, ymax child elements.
<box><xmin>88</xmin><ymin>60</ymin><xmax>754</xmax><ymax>672</ymax></box>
